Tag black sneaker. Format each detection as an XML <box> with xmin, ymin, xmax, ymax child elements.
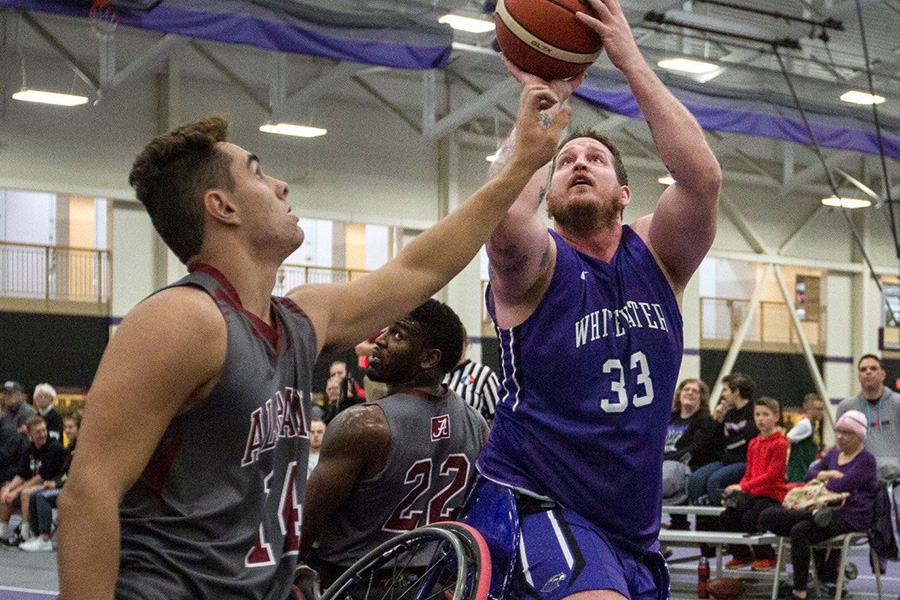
<box><xmin>3</xmin><ymin>533</ymin><xmax>23</xmax><ymax>547</ymax></box>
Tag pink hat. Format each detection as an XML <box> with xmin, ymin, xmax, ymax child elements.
<box><xmin>836</xmin><ymin>410</ymin><xmax>868</xmax><ymax>439</ymax></box>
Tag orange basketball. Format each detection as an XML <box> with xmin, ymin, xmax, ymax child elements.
<box><xmin>494</xmin><ymin>0</ymin><xmax>603</xmax><ymax>81</ymax></box>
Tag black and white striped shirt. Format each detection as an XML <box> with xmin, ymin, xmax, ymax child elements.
<box><xmin>443</xmin><ymin>360</ymin><xmax>500</xmax><ymax>422</ymax></box>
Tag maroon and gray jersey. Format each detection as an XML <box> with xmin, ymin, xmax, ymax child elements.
<box><xmin>316</xmin><ymin>388</ymin><xmax>487</xmax><ymax>567</ymax></box>
<box><xmin>116</xmin><ymin>264</ymin><xmax>316</xmax><ymax>600</ymax></box>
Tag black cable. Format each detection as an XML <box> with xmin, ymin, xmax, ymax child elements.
<box><xmin>853</xmin><ymin>0</ymin><xmax>899</xmax><ymax>262</ymax></box>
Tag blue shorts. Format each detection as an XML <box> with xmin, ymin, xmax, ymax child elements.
<box><xmin>514</xmin><ymin>507</ymin><xmax>669</xmax><ymax>600</ymax></box>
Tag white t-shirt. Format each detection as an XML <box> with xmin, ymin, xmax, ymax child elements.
<box><xmin>307</xmin><ymin>451</ymin><xmax>320</xmax><ymax>479</ymax></box>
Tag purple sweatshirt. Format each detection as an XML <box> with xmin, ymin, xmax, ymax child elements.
<box><xmin>805</xmin><ymin>447</ymin><xmax>879</xmax><ymax>531</ymax></box>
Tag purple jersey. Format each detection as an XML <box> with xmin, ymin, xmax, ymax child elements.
<box><xmin>478</xmin><ymin>226</ymin><xmax>683</xmax><ymax>553</ymax></box>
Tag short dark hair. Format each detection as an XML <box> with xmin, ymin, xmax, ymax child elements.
<box><xmin>723</xmin><ymin>372</ymin><xmax>755</xmax><ymax>400</ymax></box>
<box><xmin>858</xmin><ymin>353</ymin><xmax>881</xmax><ymax>369</ymax></box>
<box><xmin>755</xmin><ymin>396</ymin><xmax>781</xmax><ymax>418</ymax></box>
<box><xmin>557</xmin><ymin>128</ymin><xmax>628</xmax><ymax>186</ymax></box>
<box><xmin>802</xmin><ymin>393</ymin><xmax>823</xmax><ymax>410</ymax></box>
<box><xmin>408</xmin><ymin>299</ymin><xmax>465</xmax><ymax>375</ymax></box>
<box><xmin>129</xmin><ymin>116</ymin><xmax>235</xmax><ymax>264</ymax></box>
<box><xmin>25</xmin><ymin>415</ymin><xmax>45</xmax><ymax>432</ymax></box>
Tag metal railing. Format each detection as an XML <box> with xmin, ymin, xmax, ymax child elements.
<box><xmin>273</xmin><ymin>263</ymin><xmax>369</xmax><ymax>296</ymax></box>
<box><xmin>0</xmin><ymin>241</ymin><xmax>110</xmax><ymax>303</ymax></box>
<box><xmin>700</xmin><ymin>296</ymin><xmax>824</xmax><ymax>348</ymax></box>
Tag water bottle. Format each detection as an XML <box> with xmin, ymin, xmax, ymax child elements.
<box><xmin>698</xmin><ymin>556</ymin><xmax>710</xmax><ymax>598</ymax></box>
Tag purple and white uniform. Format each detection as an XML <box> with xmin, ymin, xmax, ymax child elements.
<box><xmin>116</xmin><ymin>264</ymin><xmax>316</xmax><ymax>600</ymax></box>
<box><xmin>476</xmin><ymin>226</ymin><xmax>682</xmax><ymax>599</ymax></box>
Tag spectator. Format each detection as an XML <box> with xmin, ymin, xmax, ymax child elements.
<box><xmin>20</xmin><ymin>413</ymin><xmax>80</xmax><ymax>552</ymax></box>
<box><xmin>688</xmin><ymin>372</ymin><xmax>758</xmax><ymax>505</ymax></box>
<box><xmin>443</xmin><ymin>325</ymin><xmax>500</xmax><ymax>424</ymax></box>
<box><xmin>664</xmin><ymin>378</ymin><xmax>719</xmax><ymax>529</ymax></box>
<box><xmin>0</xmin><ymin>381</ymin><xmax>37</xmax><ymax>440</ymax></box>
<box><xmin>33</xmin><ymin>384</ymin><xmax>63</xmax><ymax>441</ymax></box>
<box><xmin>759</xmin><ymin>410</ymin><xmax>879</xmax><ymax>599</ymax></box>
<box><xmin>836</xmin><ymin>354</ymin><xmax>900</xmax><ymax>477</ymax></box>
<box><xmin>0</xmin><ymin>416</ymin><xmax>66</xmax><ymax>544</ymax></box>
<box><xmin>306</xmin><ymin>419</ymin><xmax>325</xmax><ymax>479</ymax></box>
<box><xmin>323</xmin><ymin>376</ymin><xmax>351</xmax><ymax>425</ymax></box>
<box><xmin>330</xmin><ymin>360</ymin><xmax>365</xmax><ymax>402</ymax></box>
<box><xmin>719</xmin><ymin>397</ymin><xmax>789</xmax><ymax>570</ymax></box>
<box><xmin>786</xmin><ymin>394</ymin><xmax>826</xmax><ymax>483</ymax></box>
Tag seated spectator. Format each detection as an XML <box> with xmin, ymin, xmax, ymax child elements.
<box><xmin>759</xmin><ymin>410</ymin><xmax>879</xmax><ymax>599</ymax></box>
<box><xmin>306</xmin><ymin>419</ymin><xmax>325</xmax><ymax>479</ymax></box>
<box><xmin>322</xmin><ymin>376</ymin><xmax>349</xmax><ymax>425</ymax></box>
<box><xmin>719</xmin><ymin>397</ymin><xmax>789</xmax><ymax>570</ymax></box>
<box><xmin>33</xmin><ymin>384</ymin><xmax>63</xmax><ymax>441</ymax></box>
<box><xmin>20</xmin><ymin>413</ymin><xmax>80</xmax><ymax>552</ymax></box>
<box><xmin>0</xmin><ymin>416</ymin><xmax>66</xmax><ymax>544</ymax></box>
<box><xmin>786</xmin><ymin>394</ymin><xmax>826</xmax><ymax>483</ymax></box>
<box><xmin>688</xmin><ymin>372</ymin><xmax>757</xmax><ymax>506</ymax></box>
<box><xmin>330</xmin><ymin>360</ymin><xmax>365</xmax><ymax>402</ymax></box>
<box><xmin>0</xmin><ymin>381</ymin><xmax>36</xmax><ymax>441</ymax></box>
<box><xmin>664</xmin><ymin>378</ymin><xmax>719</xmax><ymax>529</ymax></box>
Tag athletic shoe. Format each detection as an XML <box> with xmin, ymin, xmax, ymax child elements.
<box><xmin>19</xmin><ymin>537</ymin><xmax>53</xmax><ymax>552</ymax></box>
<box><xmin>752</xmin><ymin>559</ymin><xmax>778</xmax><ymax>571</ymax></box>
<box><xmin>725</xmin><ymin>557</ymin><xmax>752</xmax><ymax>569</ymax></box>
<box><xmin>3</xmin><ymin>533</ymin><xmax>23</xmax><ymax>547</ymax></box>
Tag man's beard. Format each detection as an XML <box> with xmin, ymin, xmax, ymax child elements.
<box><xmin>547</xmin><ymin>192</ymin><xmax>624</xmax><ymax>236</ymax></box>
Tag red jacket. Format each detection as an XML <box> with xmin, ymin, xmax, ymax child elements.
<box><xmin>740</xmin><ymin>430</ymin><xmax>790</xmax><ymax>501</ymax></box>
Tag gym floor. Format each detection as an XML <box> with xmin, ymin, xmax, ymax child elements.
<box><xmin>0</xmin><ymin>541</ymin><xmax>897</xmax><ymax>599</ymax></box>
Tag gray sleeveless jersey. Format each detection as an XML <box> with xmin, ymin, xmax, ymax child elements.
<box><xmin>116</xmin><ymin>265</ymin><xmax>316</xmax><ymax>600</ymax></box>
<box><xmin>316</xmin><ymin>389</ymin><xmax>486</xmax><ymax>567</ymax></box>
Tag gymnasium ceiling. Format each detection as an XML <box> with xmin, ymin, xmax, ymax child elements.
<box><xmin>0</xmin><ymin>0</ymin><xmax>898</xmax><ymax>223</ymax></box>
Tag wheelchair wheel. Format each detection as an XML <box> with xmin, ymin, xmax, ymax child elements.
<box><xmin>322</xmin><ymin>524</ymin><xmax>489</xmax><ymax>600</ymax></box>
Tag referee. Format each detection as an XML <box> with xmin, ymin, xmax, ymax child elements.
<box><xmin>443</xmin><ymin>327</ymin><xmax>500</xmax><ymax>424</ymax></box>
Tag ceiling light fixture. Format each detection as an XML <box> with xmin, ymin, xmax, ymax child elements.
<box><xmin>840</xmin><ymin>90</ymin><xmax>886</xmax><ymax>105</ymax></box>
<box><xmin>486</xmin><ymin>150</ymin><xmax>499</xmax><ymax>162</ymax></box>
<box><xmin>12</xmin><ymin>89</ymin><xmax>89</xmax><ymax>106</ymax></box>
<box><xmin>657</xmin><ymin>58</ymin><xmax>719</xmax><ymax>74</ymax></box>
<box><xmin>438</xmin><ymin>14</ymin><xmax>496</xmax><ymax>33</ymax></box>
<box><xmin>658</xmin><ymin>175</ymin><xmax>676</xmax><ymax>185</ymax></box>
<box><xmin>821</xmin><ymin>195</ymin><xmax>871</xmax><ymax>209</ymax></box>
<box><xmin>259</xmin><ymin>123</ymin><xmax>327</xmax><ymax>138</ymax></box>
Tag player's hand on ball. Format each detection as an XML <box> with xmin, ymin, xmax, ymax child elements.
<box><xmin>502</xmin><ymin>54</ymin><xmax>587</xmax><ymax>106</ymax></box>
<box><xmin>511</xmin><ymin>84</ymin><xmax>571</xmax><ymax>173</ymax></box>
<box><xmin>576</xmin><ymin>0</ymin><xmax>641</xmax><ymax>72</ymax></box>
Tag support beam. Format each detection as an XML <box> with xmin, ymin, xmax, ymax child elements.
<box><xmin>105</xmin><ymin>34</ymin><xmax>187</xmax><ymax>91</ymax></box>
<box><xmin>268</xmin><ymin>53</ymin><xmax>286</xmax><ymax>117</ymax></box>
<box><xmin>280</xmin><ymin>60</ymin><xmax>365</xmax><ymax>116</ymax></box>
<box><xmin>352</xmin><ymin>75</ymin><xmax>422</xmax><ymax>135</ymax></box>
<box><xmin>444</xmin><ymin>67</ymin><xmax>517</xmax><ymax>123</ymax></box>
<box><xmin>780</xmin><ymin>151</ymin><xmax>856</xmax><ymax>194</ymax></box>
<box><xmin>834</xmin><ymin>167</ymin><xmax>881</xmax><ymax>201</ymax></box>
<box><xmin>779</xmin><ymin>204</ymin><xmax>825</xmax><ymax>255</ymax></box>
<box><xmin>710</xmin><ymin>264</ymin><xmax>775</xmax><ymax>403</ymax></box>
<box><xmin>773</xmin><ymin>265</ymin><xmax>833</xmax><ymax>430</ymax></box>
<box><xmin>424</xmin><ymin>77</ymin><xmax>519</xmax><ymax>142</ymax></box>
<box><xmin>720</xmin><ymin>192</ymin><xmax>772</xmax><ymax>254</ymax></box>
<box><xmin>422</xmin><ymin>69</ymin><xmax>438</xmax><ymax>134</ymax></box>
<box><xmin>190</xmin><ymin>40</ymin><xmax>269</xmax><ymax>113</ymax></box>
<box><xmin>20</xmin><ymin>11</ymin><xmax>99</xmax><ymax>91</ymax></box>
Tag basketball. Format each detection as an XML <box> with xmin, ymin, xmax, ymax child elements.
<box><xmin>494</xmin><ymin>0</ymin><xmax>603</xmax><ymax>81</ymax></box>
<box><xmin>707</xmin><ymin>577</ymin><xmax>747</xmax><ymax>600</ymax></box>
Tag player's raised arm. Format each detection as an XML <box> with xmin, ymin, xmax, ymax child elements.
<box><xmin>58</xmin><ymin>288</ymin><xmax>227</xmax><ymax>600</ymax></box>
<box><xmin>486</xmin><ymin>63</ymin><xmax>586</xmax><ymax>307</ymax></box>
<box><xmin>289</xmin><ymin>84</ymin><xmax>570</xmax><ymax>354</ymax></box>
<box><xmin>578</xmin><ymin>0</ymin><xmax>721</xmax><ymax>290</ymax></box>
